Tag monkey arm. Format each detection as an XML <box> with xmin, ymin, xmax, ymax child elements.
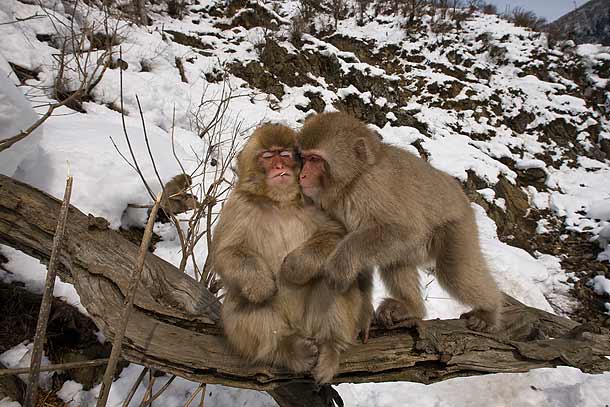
<box><xmin>214</xmin><ymin>245</ymin><xmax>277</xmax><ymax>304</ymax></box>
<box><xmin>324</xmin><ymin>223</ymin><xmax>428</xmax><ymax>292</ymax></box>
<box><xmin>280</xmin><ymin>221</ymin><xmax>345</xmax><ymax>286</ymax></box>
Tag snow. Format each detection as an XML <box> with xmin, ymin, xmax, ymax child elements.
<box><xmin>56</xmin><ymin>364</ymin><xmax>276</xmax><ymax>407</ymax></box>
<box><xmin>0</xmin><ymin>71</ymin><xmax>42</xmax><ymax>177</ymax></box>
<box><xmin>588</xmin><ymin>275</ymin><xmax>610</xmax><ymax>296</ymax></box>
<box><xmin>0</xmin><ymin>246</ymin><xmax>86</xmax><ymax>314</ymax></box>
<box><xmin>338</xmin><ymin>367</ymin><xmax>610</xmax><ymax>407</ymax></box>
<box><xmin>1</xmin><ymin>0</ymin><xmax>610</xmax><ymax>406</ymax></box>
<box><xmin>0</xmin><ymin>342</ymin><xmax>54</xmax><ymax>389</ymax></box>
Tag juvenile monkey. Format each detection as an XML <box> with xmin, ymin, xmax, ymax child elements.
<box><xmin>211</xmin><ymin>123</ymin><xmax>367</xmax><ymax>383</ymax></box>
<box><xmin>289</xmin><ymin>112</ymin><xmax>502</xmax><ymax>332</ymax></box>
<box><xmin>161</xmin><ymin>174</ymin><xmax>198</xmax><ymax>216</ymax></box>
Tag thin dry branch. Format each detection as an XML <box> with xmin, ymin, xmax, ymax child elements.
<box><xmin>96</xmin><ymin>191</ymin><xmax>163</xmax><ymax>407</ymax></box>
<box><xmin>0</xmin><ymin>91</ymin><xmax>82</xmax><ymax>153</ymax></box>
<box><xmin>24</xmin><ymin>175</ymin><xmax>73</xmax><ymax>407</ymax></box>
<box><xmin>121</xmin><ymin>367</ymin><xmax>149</xmax><ymax>407</ymax></box>
<box><xmin>0</xmin><ymin>358</ymin><xmax>108</xmax><ymax>377</ymax></box>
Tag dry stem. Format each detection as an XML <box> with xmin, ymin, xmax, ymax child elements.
<box><xmin>24</xmin><ymin>175</ymin><xmax>73</xmax><ymax>407</ymax></box>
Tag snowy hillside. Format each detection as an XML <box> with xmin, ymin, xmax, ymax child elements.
<box><xmin>1</xmin><ymin>0</ymin><xmax>609</xmax><ymax>406</ymax></box>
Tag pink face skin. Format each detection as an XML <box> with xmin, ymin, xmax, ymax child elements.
<box><xmin>299</xmin><ymin>150</ymin><xmax>325</xmax><ymax>198</ymax></box>
<box><xmin>258</xmin><ymin>148</ymin><xmax>296</xmax><ymax>187</ymax></box>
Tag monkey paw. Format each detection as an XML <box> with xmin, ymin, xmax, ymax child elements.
<box><xmin>460</xmin><ymin>308</ymin><xmax>500</xmax><ymax>333</ymax></box>
<box><xmin>313</xmin><ymin>358</ymin><xmax>338</xmax><ymax>384</ymax></box>
<box><xmin>376</xmin><ymin>298</ymin><xmax>423</xmax><ymax>329</ymax></box>
<box><xmin>241</xmin><ymin>275</ymin><xmax>277</xmax><ymax>304</ymax></box>
<box><xmin>323</xmin><ymin>249</ymin><xmax>358</xmax><ymax>293</ymax></box>
<box><xmin>280</xmin><ymin>249</ymin><xmax>311</xmax><ymax>285</ymax></box>
<box><xmin>285</xmin><ymin>337</ymin><xmax>319</xmax><ymax>373</ymax></box>
<box><xmin>358</xmin><ymin>306</ymin><xmax>375</xmax><ymax>343</ymax></box>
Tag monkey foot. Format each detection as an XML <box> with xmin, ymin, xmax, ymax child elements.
<box><xmin>460</xmin><ymin>309</ymin><xmax>500</xmax><ymax>333</ymax></box>
<box><xmin>312</xmin><ymin>356</ymin><xmax>339</xmax><ymax>384</ymax></box>
<box><xmin>376</xmin><ymin>298</ymin><xmax>423</xmax><ymax>329</ymax></box>
<box><xmin>285</xmin><ymin>336</ymin><xmax>319</xmax><ymax>373</ymax></box>
<box><xmin>359</xmin><ymin>325</ymin><xmax>370</xmax><ymax>344</ymax></box>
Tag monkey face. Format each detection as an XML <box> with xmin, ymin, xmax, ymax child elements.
<box><xmin>258</xmin><ymin>148</ymin><xmax>297</xmax><ymax>187</ymax></box>
<box><xmin>299</xmin><ymin>151</ymin><xmax>326</xmax><ymax>199</ymax></box>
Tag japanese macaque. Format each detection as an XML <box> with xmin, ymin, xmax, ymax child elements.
<box><xmin>211</xmin><ymin>123</ymin><xmax>369</xmax><ymax>383</ymax></box>
<box><xmin>160</xmin><ymin>174</ymin><xmax>198</xmax><ymax>217</ymax></box>
<box><xmin>293</xmin><ymin>112</ymin><xmax>503</xmax><ymax>332</ymax></box>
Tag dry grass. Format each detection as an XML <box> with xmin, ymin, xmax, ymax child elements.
<box><xmin>36</xmin><ymin>390</ymin><xmax>69</xmax><ymax>407</ymax></box>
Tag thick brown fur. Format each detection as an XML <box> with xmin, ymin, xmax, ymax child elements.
<box><xmin>161</xmin><ymin>174</ymin><xmax>197</xmax><ymax>215</ymax></box>
<box><xmin>211</xmin><ymin>123</ymin><xmax>368</xmax><ymax>383</ymax></box>
<box><xmin>295</xmin><ymin>112</ymin><xmax>503</xmax><ymax>332</ymax></box>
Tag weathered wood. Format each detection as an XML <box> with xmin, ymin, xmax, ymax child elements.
<box><xmin>1</xmin><ymin>174</ymin><xmax>609</xmax><ymax>405</ymax></box>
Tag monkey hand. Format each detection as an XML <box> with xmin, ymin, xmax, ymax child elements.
<box><xmin>240</xmin><ymin>272</ymin><xmax>277</xmax><ymax>304</ymax></box>
<box><xmin>323</xmin><ymin>247</ymin><xmax>360</xmax><ymax>293</ymax></box>
<box><xmin>280</xmin><ymin>248</ymin><xmax>316</xmax><ymax>286</ymax></box>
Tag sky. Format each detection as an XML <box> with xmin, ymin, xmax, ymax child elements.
<box><xmin>485</xmin><ymin>0</ymin><xmax>589</xmax><ymax>22</ymax></box>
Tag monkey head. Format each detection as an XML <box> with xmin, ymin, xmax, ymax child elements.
<box><xmin>236</xmin><ymin>123</ymin><xmax>301</xmax><ymax>204</ymax></box>
<box><xmin>298</xmin><ymin>112</ymin><xmax>380</xmax><ymax>202</ymax></box>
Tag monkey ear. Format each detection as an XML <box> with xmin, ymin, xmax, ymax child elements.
<box><xmin>354</xmin><ymin>138</ymin><xmax>376</xmax><ymax>165</ymax></box>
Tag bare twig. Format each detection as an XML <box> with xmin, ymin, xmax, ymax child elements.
<box><xmin>24</xmin><ymin>175</ymin><xmax>73</xmax><ymax>407</ymax></box>
<box><xmin>96</xmin><ymin>191</ymin><xmax>163</xmax><ymax>407</ymax></box>
<box><xmin>116</xmin><ymin>47</ymin><xmax>155</xmax><ymax>201</ymax></box>
<box><xmin>0</xmin><ymin>91</ymin><xmax>81</xmax><ymax>152</ymax></box>
<box><xmin>0</xmin><ymin>13</ymin><xmax>45</xmax><ymax>25</ymax></box>
<box><xmin>141</xmin><ymin>375</ymin><xmax>176</xmax><ymax>406</ymax></box>
<box><xmin>0</xmin><ymin>358</ymin><xmax>108</xmax><ymax>377</ymax></box>
<box><xmin>121</xmin><ymin>367</ymin><xmax>149</xmax><ymax>407</ymax></box>
<box><xmin>138</xmin><ymin>368</ymin><xmax>156</xmax><ymax>407</ymax></box>
<box><xmin>183</xmin><ymin>384</ymin><xmax>205</xmax><ymax>407</ymax></box>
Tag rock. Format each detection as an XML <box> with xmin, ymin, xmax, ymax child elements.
<box><xmin>0</xmin><ymin>362</ymin><xmax>24</xmax><ymax>405</ymax></box>
<box><xmin>164</xmin><ymin>30</ymin><xmax>212</xmax><ymax>50</ymax></box>
<box><xmin>600</xmin><ymin>138</ymin><xmax>610</xmax><ymax>159</ymax></box>
<box><xmin>229</xmin><ymin>61</ymin><xmax>285</xmax><ymax>99</ymax></box>
<box><xmin>507</xmin><ymin>110</ymin><xmax>535</xmax><ymax>134</ymax></box>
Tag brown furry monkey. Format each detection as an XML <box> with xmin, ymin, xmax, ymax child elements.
<box><xmin>161</xmin><ymin>174</ymin><xmax>197</xmax><ymax>215</ymax></box>
<box><xmin>293</xmin><ymin>112</ymin><xmax>502</xmax><ymax>332</ymax></box>
<box><xmin>211</xmin><ymin>123</ymin><xmax>368</xmax><ymax>383</ymax></box>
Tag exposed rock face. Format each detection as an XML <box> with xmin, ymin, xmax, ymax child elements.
<box><xmin>549</xmin><ymin>0</ymin><xmax>610</xmax><ymax>45</ymax></box>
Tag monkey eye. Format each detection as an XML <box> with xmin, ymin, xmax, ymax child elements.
<box><xmin>279</xmin><ymin>150</ymin><xmax>293</xmax><ymax>158</ymax></box>
<box><xmin>306</xmin><ymin>155</ymin><xmax>320</xmax><ymax>162</ymax></box>
<box><xmin>260</xmin><ymin>151</ymin><xmax>276</xmax><ymax>159</ymax></box>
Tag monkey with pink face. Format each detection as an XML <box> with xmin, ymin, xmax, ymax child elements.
<box><xmin>285</xmin><ymin>112</ymin><xmax>503</xmax><ymax>333</ymax></box>
<box><xmin>211</xmin><ymin>123</ymin><xmax>370</xmax><ymax>383</ymax></box>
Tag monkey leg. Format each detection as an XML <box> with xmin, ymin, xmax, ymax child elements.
<box><xmin>377</xmin><ymin>263</ymin><xmax>425</xmax><ymax>328</ymax></box>
<box><xmin>312</xmin><ymin>343</ymin><xmax>341</xmax><ymax>384</ymax></box>
<box><xmin>357</xmin><ymin>272</ymin><xmax>375</xmax><ymax>343</ymax></box>
<box><xmin>275</xmin><ymin>333</ymin><xmax>319</xmax><ymax>373</ymax></box>
<box><xmin>222</xmin><ymin>300</ymin><xmax>317</xmax><ymax>371</ymax></box>
<box><xmin>433</xmin><ymin>215</ymin><xmax>503</xmax><ymax>332</ymax></box>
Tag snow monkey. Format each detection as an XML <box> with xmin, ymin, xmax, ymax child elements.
<box><xmin>211</xmin><ymin>123</ymin><xmax>369</xmax><ymax>383</ymax></box>
<box><xmin>161</xmin><ymin>174</ymin><xmax>197</xmax><ymax>215</ymax></box>
<box><xmin>292</xmin><ymin>112</ymin><xmax>503</xmax><ymax>332</ymax></box>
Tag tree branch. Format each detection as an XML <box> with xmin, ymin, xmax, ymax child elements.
<box><xmin>0</xmin><ymin>174</ymin><xmax>609</xmax><ymax>406</ymax></box>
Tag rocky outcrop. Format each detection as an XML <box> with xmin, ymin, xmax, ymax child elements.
<box><xmin>549</xmin><ymin>0</ymin><xmax>610</xmax><ymax>46</ymax></box>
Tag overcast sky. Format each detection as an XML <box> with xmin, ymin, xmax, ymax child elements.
<box><xmin>485</xmin><ymin>0</ymin><xmax>589</xmax><ymax>22</ymax></box>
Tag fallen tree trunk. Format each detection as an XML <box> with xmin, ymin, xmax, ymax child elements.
<box><xmin>1</xmin><ymin>174</ymin><xmax>609</xmax><ymax>406</ymax></box>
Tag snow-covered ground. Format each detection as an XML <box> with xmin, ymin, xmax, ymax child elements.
<box><xmin>1</xmin><ymin>0</ymin><xmax>609</xmax><ymax>406</ymax></box>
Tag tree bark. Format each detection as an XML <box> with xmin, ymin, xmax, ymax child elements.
<box><xmin>1</xmin><ymin>174</ymin><xmax>609</xmax><ymax>407</ymax></box>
